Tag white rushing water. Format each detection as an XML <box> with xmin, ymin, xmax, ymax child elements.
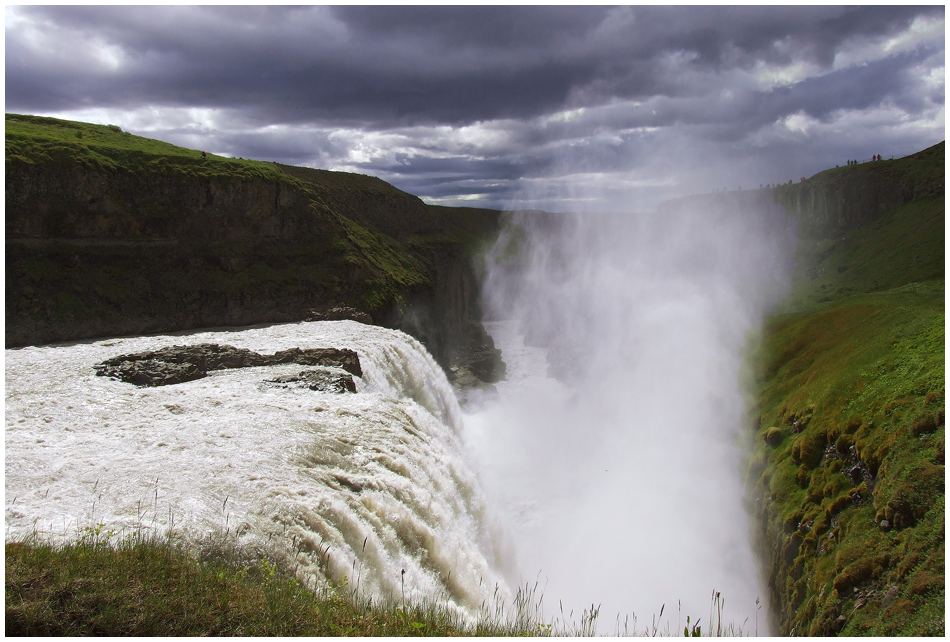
<box><xmin>463</xmin><ymin>199</ymin><xmax>796</xmax><ymax>635</ymax></box>
<box><xmin>5</xmin><ymin>196</ymin><xmax>794</xmax><ymax>634</ymax></box>
<box><xmin>5</xmin><ymin>321</ymin><xmax>510</xmax><ymax>619</ymax></box>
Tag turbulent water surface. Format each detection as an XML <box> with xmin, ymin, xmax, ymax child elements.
<box><xmin>5</xmin><ymin>321</ymin><xmax>510</xmax><ymax>619</ymax></box>
<box><xmin>6</xmin><ymin>196</ymin><xmax>795</xmax><ymax>634</ymax></box>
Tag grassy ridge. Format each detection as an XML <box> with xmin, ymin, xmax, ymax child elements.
<box><xmin>744</xmin><ymin>147</ymin><xmax>944</xmax><ymax>635</ymax></box>
<box><xmin>5</xmin><ymin>533</ymin><xmax>743</xmax><ymax>637</ymax></box>
<box><xmin>5</xmin><ymin>533</ymin><xmax>501</xmax><ymax>636</ymax></box>
<box><xmin>5</xmin><ymin>113</ymin><xmax>422</xmax><ymax>316</ymax></box>
<box><xmin>5</xmin><ymin>114</ymin><xmax>508</xmax><ymax>354</ymax></box>
<box><xmin>6</xmin><ymin>113</ymin><xmax>288</xmax><ymax>182</ymax></box>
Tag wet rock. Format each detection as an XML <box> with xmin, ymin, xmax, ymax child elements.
<box><xmin>95</xmin><ymin>343</ymin><xmax>361</xmax><ymax>386</ymax></box>
<box><xmin>834</xmin><ymin>615</ymin><xmax>847</xmax><ymax>632</ymax></box>
<box><xmin>264</xmin><ymin>369</ymin><xmax>356</xmax><ymax>393</ymax></box>
<box><xmin>448</xmin><ymin>322</ymin><xmax>506</xmax><ymax>385</ymax></box>
<box><xmin>270</xmin><ymin>347</ymin><xmax>362</xmax><ymax>377</ymax></box>
<box><xmin>849</xmin><ymin>465</ymin><xmax>865</xmax><ymax>484</ymax></box>
<box><xmin>447</xmin><ymin>365</ymin><xmax>499</xmax><ymax>408</ymax></box>
<box><xmin>97</xmin><ymin>344</ymin><xmax>266</xmax><ymax>374</ymax></box>
<box><xmin>307</xmin><ymin>306</ymin><xmax>373</xmax><ymax>324</ymax></box>
<box><xmin>881</xmin><ymin>586</ymin><xmax>899</xmax><ymax>608</ymax></box>
<box><xmin>96</xmin><ymin>358</ymin><xmax>206</xmax><ymax>386</ymax></box>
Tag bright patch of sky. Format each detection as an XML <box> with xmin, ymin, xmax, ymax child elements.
<box><xmin>883</xmin><ymin>14</ymin><xmax>945</xmax><ymax>53</ymax></box>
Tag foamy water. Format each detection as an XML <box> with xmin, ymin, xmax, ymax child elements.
<box><xmin>5</xmin><ymin>320</ymin><xmax>510</xmax><ymax>618</ymax></box>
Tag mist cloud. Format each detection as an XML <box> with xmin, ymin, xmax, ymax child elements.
<box><xmin>5</xmin><ymin>5</ymin><xmax>944</xmax><ymax>210</ymax></box>
<box><xmin>465</xmin><ymin>193</ymin><xmax>798</xmax><ymax>632</ymax></box>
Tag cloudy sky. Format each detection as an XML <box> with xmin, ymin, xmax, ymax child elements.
<box><xmin>6</xmin><ymin>5</ymin><xmax>945</xmax><ymax>211</ymax></box>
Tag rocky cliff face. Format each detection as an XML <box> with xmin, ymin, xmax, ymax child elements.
<box><xmin>773</xmin><ymin>142</ymin><xmax>944</xmax><ymax>237</ymax></box>
<box><xmin>5</xmin><ymin>118</ymin><xmax>504</xmax><ymax>382</ymax></box>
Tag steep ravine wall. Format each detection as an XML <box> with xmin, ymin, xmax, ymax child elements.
<box><xmin>5</xmin><ymin>152</ymin><xmax>503</xmax><ymax>381</ymax></box>
<box><xmin>773</xmin><ymin>142</ymin><xmax>944</xmax><ymax>238</ymax></box>
<box><xmin>747</xmin><ymin>141</ymin><xmax>945</xmax><ymax>636</ymax></box>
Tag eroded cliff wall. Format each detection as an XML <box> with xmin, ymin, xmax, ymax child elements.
<box><xmin>773</xmin><ymin>142</ymin><xmax>944</xmax><ymax>237</ymax></box>
<box><xmin>5</xmin><ymin>114</ymin><xmax>503</xmax><ymax>381</ymax></box>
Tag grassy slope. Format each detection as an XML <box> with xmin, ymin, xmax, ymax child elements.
<box><xmin>6</xmin><ymin>534</ymin><xmax>518</xmax><ymax>637</ymax></box>
<box><xmin>6</xmin><ymin>113</ymin><xmax>287</xmax><ymax>181</ymax></box>
<box><xmin>744</xmin><ymin>146</ymin><xmax>945</xmax><ymax>635</ymax></box>
<box><xmin>4</xmin><ymin>114</ymin><xmax>456</xmax><ymax>332</ymax></box>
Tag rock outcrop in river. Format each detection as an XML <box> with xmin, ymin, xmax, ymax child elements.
<box><xmin>94</xmin><ymin>343</ymin><xmax>361</xmax><ymax>388</ymax></box>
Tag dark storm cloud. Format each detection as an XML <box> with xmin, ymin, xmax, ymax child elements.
<box><xmin>7</xmin><ymin>5</ymin><xmax>602</xmax><ymax>125</ymax></box>
<box><xmin>8</xmin><ymin>5</ymin><xmax>938</xmax><ymax>124</ymax></box>
<box><xmin>332</xmin><ymin>6</ymin><xmax>608</xmax><ymax>50</ymax></box>
<box><xmin>5</xmin><ymin>5</ymin><xmax>944</xmax><ymax>209</ymax></box>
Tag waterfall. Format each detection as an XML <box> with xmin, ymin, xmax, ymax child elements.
<box><xmin>4</xmin><ymin>320</ymin><xmax>510</xmax><ymax>620</ymax></box>
<box><xmin>462</xmin><ymin>197</ymin><xmax>796</xmax><ymax>634</ymax></box>
<box><xmin>5</xmin><ymin>194</ymin><xmax>797</xmax><ymax>633</ymax></box>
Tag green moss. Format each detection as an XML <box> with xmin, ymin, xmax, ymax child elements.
<box><xmin>6</xmin><ymin>113</ymin><xmax>288</xmax><ymax>183</ymax></box>
<box><xmin>745</xmin><ymin>143</ymin><xmax>945</xmax><ymax>635</ymax></box>
<box><xmin>763</xmin><ymin>426</ymin><xmax>784</xmax><ymax>447</ymax></box>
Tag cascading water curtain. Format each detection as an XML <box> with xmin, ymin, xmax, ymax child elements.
<box><xmin>464</xmin><ymin>195</ymin><xmax>796</xmax><ymax>634</ymax></box>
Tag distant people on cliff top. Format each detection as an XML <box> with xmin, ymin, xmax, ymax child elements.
<box><xmin>845</xmin><ymin>155</ymin><xmax>884</xmax><ymax>165</ymax></box>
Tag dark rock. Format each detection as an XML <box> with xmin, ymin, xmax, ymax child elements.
<box><xmin>447</xmin><ymin>365</ymin><xmax>499</xmax><ymax>407</ymax></box>
<box><xmin>271</xmin><ymin>347</ymin><xmax>362</xmax><ymax>377</ymax></box>
<box><xmin>95</xmin><ymin>343</ymin><xmax>361</xmax><ymax>386</ymax></box>
<box><xmin>307</xmin><ymin>307</ymin><xmax>373</xmax><ymax>324</ymax></box>
<box><xmin>467</xmin><ymin>348</ymin><xmax>506</xmax><ymax>383</ymax></box>
<box><xmin>264</xmin><ymin>369</ymin><xmax>356</xmax><ymax>393</ymax></box>
<box><xmin>834</xmin><ymin>615</ymin><xmax>847</xmax><ymax>632</ymax></box>
<box><xmin>96</xmin><ymin>358</ymin><xmax>207</xmax><ymax>387</ymax></box>
<box><xmin>849</xmin><ymin>465</ymin><xmax>865</xmax><ymax>484</ymax></box>
<box><xmin>881</xmin><ymin>586</ymin><xmax>899</xmax><ymax>608</ymax></box>
<box><xmin>448</xmin><ymin>322</ymin><xmax>506</xmax><ymax>385</ymax></box>
<box><xmin>97</xmin><ymin>344</ymin><xmax>269</xmax><ymax>373</ymax></box>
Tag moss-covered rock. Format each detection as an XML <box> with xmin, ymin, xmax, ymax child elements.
<box><xmin>763</xmin><ymin>426</ymin><xmax>784</xmax><ymax>447</ymax></box>
<box><xmin>744</xmin><ymin>141</ymin><xmax>945</xmax><ymax>636</ymax></box>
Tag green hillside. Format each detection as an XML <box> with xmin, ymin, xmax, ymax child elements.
<box><xmin>5</xmin><ymin>114</ymin><xmax>943</xmax><ymax>635</ymax></box>
<box><xmin>5</xmin><ymin>114</ymin><xmax>503</xmax><ymax>374</ymax></box>
<box><xmin>745</xmin><ymin>143</ymin><xmax>945</xmax><ymax>635</ymax></box>
<box><xmin>6</xmin><ymin>113</ymin><xmax>290</xmax><ymax>181</ymax></box>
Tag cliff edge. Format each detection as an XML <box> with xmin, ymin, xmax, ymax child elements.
<box><xmin>744</xmin><ymin>141</ymin><xmax>944</xmax><ymax>635</ymax></box>
<box><xmin>5</xmin><ymin>114</ymin><xmax>504</xmax><ymax>383</ymax></box>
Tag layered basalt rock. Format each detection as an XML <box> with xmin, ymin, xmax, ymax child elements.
<box><xmin>94</xmin><ymin>343</ymin><xmax>361</xmax><ymax>387</ymax></box>
<box><xmin>6</xmin><ymin>114</ymin><xmax>506</xmax><ymax>385</ymax></box>
<box><xmin>263</xmin><ymin>369</ymin><xmax>357</xmax><ymax>394</ymax></box>
<box><xmin>772</xmin><ymin>142</ymin><xmax>944</xmax><ymax>237</ymax></box>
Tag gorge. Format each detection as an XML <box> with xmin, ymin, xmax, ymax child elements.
<box><xmin>5</xmin><ymin>115</ymin><xmax>944</xmax><ymax>636</ymax></box>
